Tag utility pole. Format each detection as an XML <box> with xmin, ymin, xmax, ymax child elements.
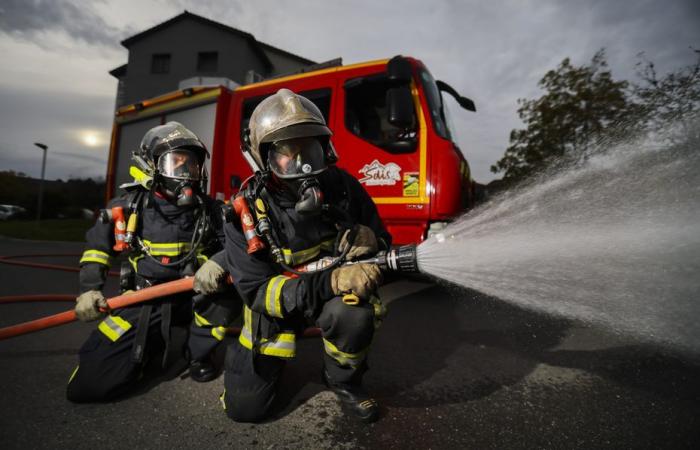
<box><xmin>33</xmin><ymin>142</ymin><xmax>48</xmax><ymax>223</ymax></box>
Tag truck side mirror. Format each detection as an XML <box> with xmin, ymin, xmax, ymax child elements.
<box><xmin>435</xmin><ymin>80</ymin><xmax>476</xmax><ymax>112</ymax></box>
<box><xmin>387</xmin><ymin>56</ymin><xmax>412</xmax><ymax>85</ymax></box>
<box><xmin>386</xmin><ymin>86</ymin><xmax>414</xmax><ymax>129</ymax></box>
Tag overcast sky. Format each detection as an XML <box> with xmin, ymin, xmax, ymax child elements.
<box><xmin>0</xmin><ymin>0</ymin><xmax>698</xmax><ymax>183</ymax></box>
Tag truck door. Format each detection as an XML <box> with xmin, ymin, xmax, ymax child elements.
<box><xmin>334</xmin><ymin>71</ymin><xmax>429</xmax><ymax>243</ymax></box>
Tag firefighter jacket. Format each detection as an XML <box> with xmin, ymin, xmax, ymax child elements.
<box><xmin>79</xmin><ymin>188</ymin><xmax>225</xmax><ymax>293</ymax></box>
<box><xmin>224</xmin><ymin>166</ymin><xmax>391</xmax><ymax>359</ymax></box>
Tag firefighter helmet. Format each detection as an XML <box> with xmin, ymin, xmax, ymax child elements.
<box><xmin>138</xmin><ymin>121</ymin><xmax>209</xmax><ymax>168</ymax></box>
<box><xmin>246</xmin><ymin>89</ymin><xmax>335</xmax><ymax>175</ymax></box>
<box><xmin>133</xmin><ymin>122</ymin><xmax>209</xmax><ymax>204</ymax></box>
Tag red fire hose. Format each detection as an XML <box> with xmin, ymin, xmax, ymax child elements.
<box><xmin>0</xmin><ymin>278</ymin><xmax>196</xmax><ymax>341</ymax></box>
<box><xmin>0</xmin><ymin>254</ymin><xmax>323</xmax><ymax>341</ymax></box>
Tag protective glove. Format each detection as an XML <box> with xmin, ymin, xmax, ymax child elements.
<box><xmin>75</xmin><ymin>290</ymin><xmax>108</xmax><ymax>322</ymax></box>
<box><xmin>193</xmin><ymin>259</ymin><xmax>227</xmax><ymax>295</ymax></box>
<box><xmin>339</xmin><ymin>225</ymin><xmax>378</xmax><ymax>260</ymax></box>
<box><xmin>331</xmin><ymin>263</ymin><xmax>383</xmax><ymax>300</ymax></box>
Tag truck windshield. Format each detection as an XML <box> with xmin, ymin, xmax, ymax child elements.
<box><xmin>419</xmin><ymin>68</ymin><xmax>453</xmax><ymax>142</ymax></box>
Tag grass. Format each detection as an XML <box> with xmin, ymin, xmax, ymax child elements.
<box><xmin>0</xmin><ymin>219</ymin><xmax>93</xmax><ymax>242</ymax></box>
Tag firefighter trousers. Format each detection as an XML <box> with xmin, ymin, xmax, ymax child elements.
<box><xmin>66</xmin><ymin>294</ymin><xmax>218</xmax><ymax>403</ymax></box>
<box><xmin>221</xmin><ymin>297</ymin><xmax>379</xmax><ymax>422</ymax></box>
<box><xmin>189</xmin><ymin>289</ymin><xmax>243</xmax><ymax>362</ymax></box>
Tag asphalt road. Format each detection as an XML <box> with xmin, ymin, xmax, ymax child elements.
<box><xmin>1</xmin><ymin>236</ymin><xmax>699</xmax><ymax>449</ymax></box>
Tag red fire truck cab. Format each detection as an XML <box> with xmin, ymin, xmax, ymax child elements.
<box><xmin>107</xmin><ymin>56</ymin><xmax>477</xmax><ymax>244</ymax></box>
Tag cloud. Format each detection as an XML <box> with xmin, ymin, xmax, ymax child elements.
<box><xmin>52</xmin><ymin>151</ymin><xmax>108</xmax><ymax>165</ymax></box>
<box><xmin>0</xmin><ymin>0</ymin><xmax>698</xmax><ymax>183</ymax></box>
<box><xmin>0</xmin><ymin>84</ymin><xmax>113</xmax><ymax>180</ymax></box>
<box><xmin>0</xmin><ymin>0</ymin><xmax>132</xmax><ymax>48</ymax></box>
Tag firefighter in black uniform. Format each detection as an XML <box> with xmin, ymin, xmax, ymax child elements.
<box><xmin>204</xmin><ymin>89</ymin><xmax>390</xmax><ymax>423</ymax></box>
<box><xmin>67</xmin><ymin>122</ymin><xmax>237</xmax><ymax>402</ymax></box>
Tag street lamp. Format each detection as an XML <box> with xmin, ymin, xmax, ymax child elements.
<box><xmin>33</xmin><ymin>142</ymin><xmax>48</xmax><ymax>223</ymax></box>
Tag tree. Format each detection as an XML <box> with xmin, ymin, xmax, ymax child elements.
<box><xmin>491</xmin><ymin>50</ymin><xmax>634</xmax><ymax>184</ymax></box>
<box><xmin>633</xmin><ymin>49</ymin><xmax>700</xmax><ymax>144</ymax></box>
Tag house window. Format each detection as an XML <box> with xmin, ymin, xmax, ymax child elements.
<box><xmin>151</xmin><ymin>54</ymin><xmax>171</xmax><ymax>74</ymax></box>
<box><xmin>197</xmin><ymin>52</ymin><xmax>218</xmax><ymax>72</ymax></box>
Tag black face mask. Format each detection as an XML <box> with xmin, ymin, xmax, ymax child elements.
<box><xmin>275</xmin><ymin>177</ymin><xmax>324</xmax><ymax>215</ymax></box>
<box><xmin>158</xmin><ymin>176</ymin><xmax>198</xmax><ymax>207</ymax></box>
<box><xmin>294</xmin><ymin>178</ymin><xmax>324</xmax><ymax>215</ymax></box>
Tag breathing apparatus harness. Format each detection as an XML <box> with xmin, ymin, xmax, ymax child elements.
<box><xmin>225</xmin><ymin>171</ymin><xmax>358</xmax><ymax>277</ymax></box>
<box><xmin>101</xmin><ymin>184</ymin><xmax>213</xmax><ymax>271</ymax></box>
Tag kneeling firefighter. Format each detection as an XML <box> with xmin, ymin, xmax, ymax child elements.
<box><xmin>67</xmin><ymin>122</ymin><xmax>239</xmax><ymax>402</ymax></box>
<box><xmin>212</xmin><ymin>89</ymin><xmax>391</xmax><ymax>423</ymax></box>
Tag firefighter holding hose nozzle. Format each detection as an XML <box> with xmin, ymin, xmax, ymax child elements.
<box><xmin>205</xmin><ymin>88</ymin><xmax>391</xmax><ymax>423</ymax></box>
<box><xmin>67</xmin><ymin>122</ymin><xmax>239</xmax><ymax>402</ymax></box>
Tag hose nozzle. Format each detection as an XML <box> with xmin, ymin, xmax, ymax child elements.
<box><xmin>360</xmin><ymin>244</ymin><xmax>419</xmax><ymax>274</ymax></box>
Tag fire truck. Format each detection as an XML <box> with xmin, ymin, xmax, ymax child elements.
<box><xmin>106</xmin><ymin>56</ymin><xmax>477</xmax><ymax>244</ymax></box>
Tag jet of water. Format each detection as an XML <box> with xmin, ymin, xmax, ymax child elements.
<box><xmin>418</xmin><ymin>119</ymin><xmax>700</xmax><ymax>353</ymax></box>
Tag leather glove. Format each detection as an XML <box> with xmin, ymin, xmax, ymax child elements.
<box><xmin>331</xmin><ymin>263</ymin><xmax>383</xmax><ymax>300</ymax></box>
<box><xmin>75</xmin><ymin>290</ymin><xmax>108</xmax><ymax>322</ymax></box>
<box><xmin>339</xmin><ymin>225</ymin><xmax>378</xmax><ymax>260</ymax></box>
<box><xmin>193</xmin><ymin>259</ymin><xmax>227</xmax><ymax>295</ymax></box>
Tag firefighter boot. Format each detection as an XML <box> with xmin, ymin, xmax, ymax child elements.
<box><xmin>323</xmin><ymin>370</ymin><xmax>379</xmax><ymax>423</ymax></box>
<box><xmin>189</xmin><ymin>358</ymin><xmax>217</xmax><ymax>383</ymax></box>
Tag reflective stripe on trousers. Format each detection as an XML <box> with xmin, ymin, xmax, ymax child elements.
<box><xmin>98</xmin><ymin>315</ymin><xmax>132</xmax><ymax>342</ymax></box>
<box><xmin>322</xmin><ymin>338</ymin><xmax>368</xmax><ymax>368</ymax></box>
<box><xmin>238</xmin><ymin>306</ymin><xmax>296</xmax><ymax>358</ymax></box>
<box><xmin>194</xmin><ymin>311</ymin><xmax>227</xmax><ymax>342</ymax></box>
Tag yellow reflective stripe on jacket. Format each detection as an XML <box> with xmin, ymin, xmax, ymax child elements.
<box><xmin>281</xmin><ymin>238</ymin><xmax>336</xmax><ymax>266</ymax></box>
<box><xmin>98</xmin><ymin>315</ymin><xmax>132</xmax><ymax>342</ymax></box>
<box><xmin>80</xmin><ymin>249</ymin><xmax>111</xmax><ymax>266</ymax></box>
<box><xmin>194</xmin><ymin>311</ymin><xmax>212</xmax><ymax>327</ymax></box>
<box><xmin>322</xmin><ymin>338</ymin><xmax>368</xmax><ymax>368</ymax></box>
<box><xmin>212</xmin><ymin>326</ymin><xmax>226</xmax><ymax>341</ymax></box>
<box><xmin>282</xmin><ymin>245</ymin><xmax>319</xmax><ymax>266</ymax></box>
<box><xmin>258</xmin><ymin>333</ymin><xmax>295</xmax><ymax>358</ymax></box>
<box><xmin>238</xmin><ymin>306</ymin><xmax>295</xmax><ymax>358</ymax></box>
<box><xmin>265</xmin><ymin>276</ymin><xmax>289</xmax><ymax>318</ymax></box>
<box><xmin>141</xmin><ymin>240</ymin><xmax>194</xmax><ymax>256</ymax></box>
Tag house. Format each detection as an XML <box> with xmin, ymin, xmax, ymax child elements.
<box><xmin>109</xmin><ymin>11</ymin><xmax>316</xmax><ymax>108</ymax></box>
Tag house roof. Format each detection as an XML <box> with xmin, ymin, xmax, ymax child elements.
<box><xmin>109</xmin><ymin>64</ymin><xmax>127</xmax><ymax>78</ymax></box>
<box><xmin>119</xmin><ymin>11</ymin><xmax>316</xmax><ymax>71</ymax></box>
<box><xmin>258</xmin><ymin>41</ymin><xmax>316</xmax><ymax>66</ymax></box>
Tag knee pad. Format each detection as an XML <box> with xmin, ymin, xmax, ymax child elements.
<box><xmin>320</xmin><ymin>298</ymin><xmax>374</xmax><ymax>334</ymax></box>
<box><xmin>318</xmin><ymin>298</ymin><xmax>375</xmax><ymax>352</ymax></box>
